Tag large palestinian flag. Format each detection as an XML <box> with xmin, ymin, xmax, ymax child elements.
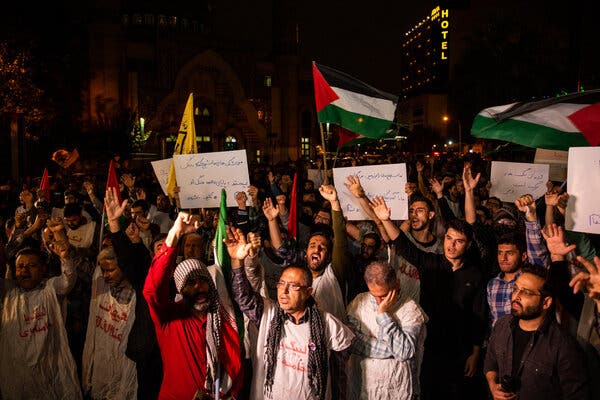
<box><xmin>312</xmin><ymin>62</ymin><xmax>398</xmax><ymax>146</ymax></box>
<box><xmin>471</xmin><ymin>90</ymin><xmax>600</xmax><ymax>150</ymax></box>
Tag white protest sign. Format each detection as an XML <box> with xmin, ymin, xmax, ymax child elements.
<box><xmin>534</xmin><ymin>148</ymin><xmax>568</xmax><ymax>181</ymax></box>
<box><xmin>333</xmin><ymin>163</ymin><xmax>408</xmax><ymax>221</ymax></box>
<box><xmin>173</xmin><ymin>150</ymin><xmax>250</xmax><ymax>208</ymax></box>
<box><xmin>565</xmin><ymin>147</ymin><xmax>600</xmax><ymax>234</ymax></box>
<box><xmin>490</xmin><ymin>161</ymin><xmax>549</xmax><ymax>203</ymax></box>
<box><xmin>150</xmin><ymin>158</ymin><xmax>172</xmax><ymax>195</ymax></box>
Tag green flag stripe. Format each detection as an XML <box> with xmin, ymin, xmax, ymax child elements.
<box><xmin>471</xmin><ymin>115</ymin><xmax>589</xmax><ymax>151</ymax></box>
<box><xmin>317</xmin><ymin>104</ymin><xmax>393</xmax><ymax>138</ymax></box>
<box><xmin>216</xmin><ymin>189</ymin><xmax>245</xmax><ymax>346</ymax></box>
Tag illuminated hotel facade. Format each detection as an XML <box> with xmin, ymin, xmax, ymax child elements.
<box><xmin>398</xmin><ymin>5</ymin><xmax>452</xmax><ymax>138</ymax></box>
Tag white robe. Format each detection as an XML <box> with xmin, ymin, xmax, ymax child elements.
<box><xmin>0</xmin><ymin>263</ymin><xmax>82</xmax><ymax>400</ymax></box>
<box><xmin>347</xmin><ymin>293</ymin><xmax>427</xmax><ymax>400</ymax></box>
<box><xmin>312</xmin><ymin>263</ymin><xmax>345</xmax><ymax>320</ymax></box>
<box><xmin>82</xmin><ymin>265</ymin><xmax>137</xmax><ymax>399</ymax></box>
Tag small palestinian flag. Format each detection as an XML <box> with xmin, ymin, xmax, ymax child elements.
<box><xmin>312</xmin><ymin>61</ymin><xmax>398</xmax><ymax>146</ymax></box>
<box><xmin>471</xmin><ymin>89</ymin><xmax>600</xmax><ymax>150</ymax></box>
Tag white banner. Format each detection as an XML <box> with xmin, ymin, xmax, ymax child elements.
<box><xmin>333</xmin><ymin>164</ymin><xmax>408</xmax><ymax>221</ymax></box>
<box><xmin>150</xmin><ymin>158</ymin><xmax>172</xmax><ymax>195</ymax></box>
<box><xmin>173</xmin><ymin>150</ymin><xmax>250</xmax><ymax>208</ymax></box>
<box><xmin>565</xmin><ymin>147</ymin><xmax>600</xmax><ymax>234</ymax></box>
<box><xmin>490</xmin><ymin>161</ymin><xmax>549</xmax><ymax>203</ymax></box>
<box><xmin>534</xmin><ymin>148</ymin><xmax>568</xmax><ymax>182</ymax></box>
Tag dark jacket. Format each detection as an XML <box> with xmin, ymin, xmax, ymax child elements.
<box><xmin>484</xmin><ymin>314</ymin><xmax>590</xmax><ymax>400</ymax></box>
<box><xmin>392</xmin><ymin>231</ymin><xmax>487</xmax><ymax>360</ymax></box>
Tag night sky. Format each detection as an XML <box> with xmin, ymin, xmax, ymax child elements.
<box><xmin>208</xmin><ymin>0</ymin><xmax>436</xmax><ymax>94</ymax></box>
<box><xmin>296</xmin><ymin>1</ymin><xmax>436</xmax><ymax>93</ymax></box>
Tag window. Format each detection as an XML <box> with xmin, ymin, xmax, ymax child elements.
<box><xmin>225</xmin><ymin>135</ymin><xmax>238</xmax><ymax>150</ymax></box>
<box><xmin>301</xmin><ymin>137</ymin><xmax>311</xmax><ymax>158</ymax></box>
<box><xmin>264</xmin><ymin>76</ymin><xmax>272</xmax><ymax>87</ymax></box>
<box><xmin>256</xmin><ymin>150</ymin><xmax>261</xmax><ymax>164</ymax></box>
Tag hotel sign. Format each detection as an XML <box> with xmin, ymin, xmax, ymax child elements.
<box><xmin>431</xmin><ymin>6</ymin><xmax>450</xmax><ymax>60</ymax></box>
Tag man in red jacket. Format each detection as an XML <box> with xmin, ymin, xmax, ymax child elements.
<box><xmin>144</xmin><ymin>212</ymin><xmax>243</xmax><ymax>400</ymax></box>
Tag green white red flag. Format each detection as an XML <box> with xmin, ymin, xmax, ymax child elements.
<box><xmin>312</xmin><ymin>61</ymin><xmax>398</xmax><ymax>146</ymax></box>
<box><xmin>215</xmin><ymin>189</ymin><xmax>245</xmax><ymax>345</ymax></box>
<box><xmin>471</xmin><ymin>89</ymin><xmax>600</xmax><ymax>150</ymax></box>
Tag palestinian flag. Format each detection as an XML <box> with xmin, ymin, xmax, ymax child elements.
<box><xmin>471</xmin><ymin>89</ymin><xmax>600</xmax><ymax>150</ymax></box>
<box><xmin>312</xmin><ymin>62</ymin><xmax>398</xmax><ymax>146</ymax></box>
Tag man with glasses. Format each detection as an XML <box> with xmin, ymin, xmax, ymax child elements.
<box><xmin>484</xmin><ymin>264</ymin><xmax>589</xmax><ymax>399</ymax></box>
<box><xmin>228</xmin><ymin>225</ymin><xmax>355</xmax><ymax>400</ymax></box>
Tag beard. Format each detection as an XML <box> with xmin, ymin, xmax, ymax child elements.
<box><xmin>184</xmin><ymin>293</ymin><xmax>210</xmax><ymax>312</ymax></box>
<box><xmin>511</xmin><ymin>300</ymin><xmax>543</xmax><ymax>320</ymax></box>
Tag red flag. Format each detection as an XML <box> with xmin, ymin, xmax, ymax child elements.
<box><xmin>106</xmin><ymin>160</ymin><xmax>122</xmax><ymax>204</ymax></box>
<box><xmin>287</xmin><ymin>173</ymin><xmax>298</xmax><ymax>239</ymax></box>
<box><xmin>39</xmin><ymin>168</ymin><xmax>50</xmax><ymax>202</ymax></box>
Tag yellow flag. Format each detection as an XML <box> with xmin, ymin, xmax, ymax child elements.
<box><xmin>167</xmin><ymin>93</ymin><xmax>198</xmax><ymax>198</ymax></box>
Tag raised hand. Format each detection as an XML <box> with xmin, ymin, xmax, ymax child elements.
<box><xmin>247</xmin><ymin>231</ymin><xmax>262</xmax><ymax>257</ymax></box>
<box><xmin>105</xmin><ymin>187</ymin><xmax>128</xmax><ymax>221</ymax></box>
<box><xmin>515</xmin><ymin>194</ymin><xmax>536</xmax><ymax>221</ymax></box>
<box><xmin>541</xmin><ymin>223</ymin><xmax>576</xmax><ymax>257</ymax></box>
<box><xmin>371</xmin><ymin>196</ymin><xmax>391</xmax><ymax>221</ymax></box>
<box><xmin>83</xmin><ymin>181</ymin><xmax>96</xmax><ymax>198</ymax></box>
<box><xmin>429</xmin><ymin>178</ymin><xmax>444</xmax><ymax>198</ymax></box>
<box><xmin>416</xmin><ymin>161</ymin><xmax>425</xmax><ymax>173</ymax></box>
<box><xmin>224</xmin><ymin>227</ymin><xmax>252</xmax><ymax>261</ymax></box>
<box><xmin>53</xmin><ymin>240</ymin><xmax>71</xmax><ymax>261</ymax></box>
<box><xmin>262</xmin><ymin>197</ymin><xmax>279</xmax><ymax>221</ymax></box>
<box><xmin>569</xmin><ymin>256</ymin><xmax>600</xmax><ymax>302</ymax></box>
<box><xmin>462</xmin><ymin>162</ymin><xmax>481</xmax><ymax>192</ymax></box>
<box><xmin>247</xmin><ymin>185</ymin><xmax>259</xmax><ymax>206</ymax></box>
<box><xmin>377</xmin><ymin>289</ymin><xmax>397</xmax><ymax>314</ymax></box>
<box><xmin>405</xmin><ymin>182</ymin><xmax>417</xmax><ymax>197</ymax></box>
<box><xmin>344</xmin><ymin>175</ymin><xmax>365</xmax><ymax>198</ymax></box>
<box><xmin>167</xmin><ymin>212</ymin><xmax>200</xmax><ymax>246</ymax></box>
<box><xmin>121</xmin><ymin>173</ymin><xmax>135</xmax><ymax>190</ymax></box>
<box><xmin>319</xmin><ymin>184</ymin><xmax>338</xmax><ymax>203</ymax></box>
<box><xmin>125</xmin><ymin>221</ymin><xmax>142</xmax><ymax>243</ymax></box>
<box><xmin>544</xmin><ymin>191</ymin><xmax>559</xmax><ymax>207</ymax></box>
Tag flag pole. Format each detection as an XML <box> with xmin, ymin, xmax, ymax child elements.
<box><xmin>319</xmin><ymin>123</ymin><xmax>329</xmax><ymax>184</ymax></box>
<box><xmin>98</xmin><ymin>208</ymin><xmax>106</xmax><ymax>255</ymax></box>
<box><xmin>332</xmin><ymin>146</ymin><xmax>341</xmax><ymax>169</ymax></box>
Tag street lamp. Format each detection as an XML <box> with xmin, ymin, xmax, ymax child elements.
<box><xmin>442</xmin><ymin>115</ymin><xmax>462</xmax><ymax>154</ymax></box>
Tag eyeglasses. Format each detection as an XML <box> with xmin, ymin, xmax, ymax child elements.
<box><xmin>512</xmin><ymin>284</ymin><xmax>542</xmax><ymax>297</ymax></box>
<box><xmin>276</xmin><ymin>281</ymin><xmax>308</xmax><ymax>291</ymax></box>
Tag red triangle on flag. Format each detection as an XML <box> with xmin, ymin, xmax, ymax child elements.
<box><xmin>338</xmin><ymin>127</ymin><xmax>360</xmax><ymax>147</ymax></box>
<box><xmin>568</xmin><ymin>102</ymin><xmax>600</xmax><ymax>146</ymax></box>
<box><xmin>312</xmin><ymin>61</ymin><xmax>339</xmax><ymax>112</ymax></box>
<box><xmin>39</xmin><ymin>168</ymin><xmax>50</xmax><ymax>202</ymax></box>
<box><xmin>287</xmin><ymin>173</ymin><xmax>298</xmax><ymax>240</ymax></box>
<box><xmin>106</xmin><ymin>160</ymin><xmax>122</xmax><ymax>205</ymax></box>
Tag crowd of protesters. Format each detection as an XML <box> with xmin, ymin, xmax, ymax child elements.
<box><xmin>0</xmin><ymin>150</ymin><xmax>599</xmax><ymax>400</ymax></box>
